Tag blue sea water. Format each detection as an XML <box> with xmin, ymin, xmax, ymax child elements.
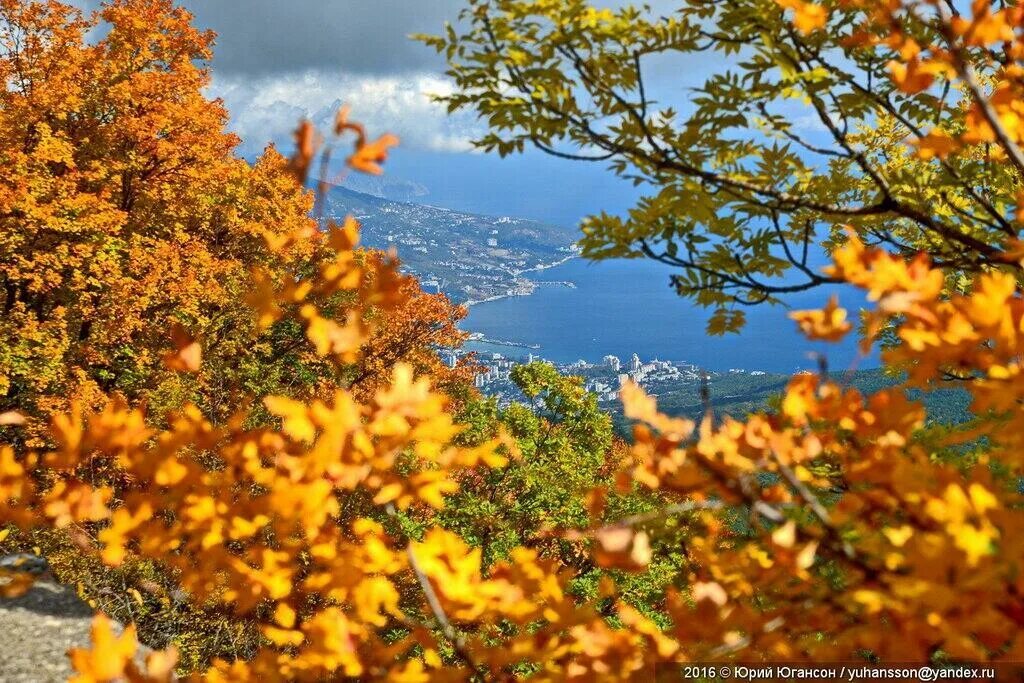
<box><xmin>462</xmin><ymin>257</ymin><xmax>875</xmax><ymax>373</ymax></box>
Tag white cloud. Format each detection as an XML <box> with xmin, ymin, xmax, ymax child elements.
<box><xmin>210</xmin><ymin>70</ymin><xmax>482</xmax><ymax>156</ymax></box>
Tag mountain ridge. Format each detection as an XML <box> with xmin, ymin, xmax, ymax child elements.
<box><xmin>320</xmin><ymin>183</ymin><xmax>580</xmax><ymax>304</ymax></box>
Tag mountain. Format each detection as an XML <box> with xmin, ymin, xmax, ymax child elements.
<box><xmin>321</xmin><ymin>184</ymin><xmax>580</xmax><ymax>304</ymax></box>
<box><xmin>335</xmin><ymin>174</ymin><xmax>430</xmax><ymax>203</ymax></box>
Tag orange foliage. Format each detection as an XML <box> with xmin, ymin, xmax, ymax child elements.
<box><xmin>847</xmin><ymin>0</ymin><xmax>1024</xmax><ymax>173</ymax></box>
<box><xmin>351</xmin><ymin>255</ymin><xmax>476</xmax><ymax>402</ymax></box>
<box><xmin>0</xmin><ymin>0</ymin><xmax>469</xmax><ymax>447</ymax></box>
<box><xmin>16</xmin><ymin>200</ymin><xmax>1024</xmax><ymax>679</ymax></box>
<box><xmin>29</xmin><ymin>213</ymin><xmax>1024</xmax><ymax>678</ymax></box>
<box><xmin>775</xmin><ymin>0</ymin><xmax>828</xmax><ymax>34</ymax></box>
<box><xmin>0</xmin><ymin>0</ymin><xmax>316</xmax><ymax>442</ymax></box>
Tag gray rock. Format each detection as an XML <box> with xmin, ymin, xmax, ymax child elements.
<box><xmin>0</xmin><ymin>580</ymin><xmax>94</xmax><ymax>683</ymax></box>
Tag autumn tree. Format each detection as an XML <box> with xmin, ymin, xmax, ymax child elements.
<box><xmin>0</xmin><ymin>0</ymin><xmax>294</xmax><ymax>424</ymax></box>
<box><xmin>441</xmin><ymin>362</ymin><xmax>617</xmax><ymax>571</ymax></box>
<box><xmin>423</xmin><ymin>0</ymin><xmax>1024</xmax><ymax>331</ymax></box>
<box><xmin>0</xmin><ymin>0</ymin><xmax>478</xmax><ymax>670</ymax></box>
<box><xmin>0</xmin><ymin>0</ymin><xmax>472</xmax><ymax>432</ymax></box>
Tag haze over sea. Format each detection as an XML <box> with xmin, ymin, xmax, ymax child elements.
<box><xmin>463</xmin><ymin>256</ymin><xmax>874</xmax><ymax>374</ymax></box>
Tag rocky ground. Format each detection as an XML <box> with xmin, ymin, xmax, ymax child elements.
<box><xmin>0</xmin><ymin>580</ymin><xmax>93</xmax><ymax>682</ymax></box>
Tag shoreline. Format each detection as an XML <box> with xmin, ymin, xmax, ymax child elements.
<box><xmin>463</xmin><ymin>253</ymin><xmax>578</xmax><ymax>308</ymax></box>
<box><xmin>513</xmin><ymin>252</ymin><xmax>578</xmax><ymax>276</ymax></box>
<box><xmin>465</xmin><ymin>333</ymin><xmax>541</xmax><ymax>350</ymax></box>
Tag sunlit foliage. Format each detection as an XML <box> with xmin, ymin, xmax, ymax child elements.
<box><xmin>422</xmin><ymin>0</ymin><xmax>1024</xmax><ymax>331</ymax></box>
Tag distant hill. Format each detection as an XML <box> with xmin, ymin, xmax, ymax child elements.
<box><xmin>606</xmin><ymin>367</ymin><xmax>972</xmax><ymax>436</ymax></box>
<box><xmin>321</xmin><ymin>184</ymin><xmax>580</xmax><ymax>303</ymax></box>
<box><xmin>334</xmin><ymin>175</ymin><xmax>429</xmax><ymax>203</ymax></box>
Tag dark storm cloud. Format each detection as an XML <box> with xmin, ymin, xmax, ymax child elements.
<box><xmin>179</xmin><ymin>0</ymin><xmax>463</xmax><ymax>76</ymax></box>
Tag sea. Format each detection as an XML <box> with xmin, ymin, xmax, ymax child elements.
<box><xmin>462</xmin><ymin>257</ymin><xmax>875</xmax><ymax>374</ymax></box>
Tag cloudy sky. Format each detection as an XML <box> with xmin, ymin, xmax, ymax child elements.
<box><xmin>70</xmin><ymin>2</ymin><xmax>831</xmax><ymax>234</ymax></box>
<box><xmin>68</xmin><ymin>0</ymin><xmax>750</xmax><ymax>225</ymax></box>
<box><xmin>95</xmin><ymin>0</ymin><xmax>650</xmax><ymax>225</ymax></box>
<box><xmin>180</xmin><ymin>1</ymin><xmax>483</xmax><ymax>156</ymax></box>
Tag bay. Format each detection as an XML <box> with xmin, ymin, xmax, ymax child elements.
<box><xmin>462</xmin><ymin>257</ymin><xmax>874</xmax><ymax>373</ymax></box>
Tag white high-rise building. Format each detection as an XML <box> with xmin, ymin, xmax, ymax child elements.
<box><xmin>630</xmin><ymin>353</ymin><xmax>642</xmax><ymax>373</ymax></box>
<box><xmin>603</xmin><ymin>354</ymin><xmax>621</xmax><ymax>371</ymax></box>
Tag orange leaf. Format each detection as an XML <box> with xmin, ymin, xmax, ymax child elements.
<box><xmin>0</xmin><ymin>571</ymin><xmax>35</xmax><ymax>598</ymax></box>
<box><xmin>348</xmin><ymin>133</ymin><xmax>400</xmax><ymax>175</ymax></box>
<box><xmin>334</xmin><ymin>103</ymin><xmax>366</xmax><ymax>142</ymax></box>
<box><xmin>68</xmin><ymin>614</ymin><xmax>138</xmax><ymax>683</ymax></box>
<box><xmin>775</xmin><ymin>0</ymin><xmax>827</xmax><ymax>34</ymax></box>
<box><xmin>790</xmin><ymin>295</ymin><xmax>852</xmax><ymax>342</ymax></box>
<box><xmin>915</xmin><ymin>132</ymin><xmax>959</xmax><ymax>160</ymax></box>
<box><xmin>288</xmin><ymin>119</ymin><xmax>320</xmax><ymax>183</ymax></box>
<box><xmin>163</xmin><ymin>323</ymin><xmax>201</xmax><ymax>373</ymax></box>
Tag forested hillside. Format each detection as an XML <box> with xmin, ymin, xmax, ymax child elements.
<box><xmin>607</xmin><ymin>368</ymin><xmax>973</xmax><ymax>437</ymax></box>
<box><xmin>322</xmin><ymin>184</ymin><xmax>578</xmax><ymax>303</ymax></box>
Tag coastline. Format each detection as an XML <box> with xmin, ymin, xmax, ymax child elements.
<box><xmin>463</xmin><ymin>253</ymin><xmax>578</xmax><ymax>308</ymax></box>
<box><xmin>514</xmin><ymin>252</ymin><xmax>578</xmax><ymax>276</ymax></box>
<box><xmin>465</xmin><ymin>333</ymin><xmax>540</xmax><ymax>350</ymax></box>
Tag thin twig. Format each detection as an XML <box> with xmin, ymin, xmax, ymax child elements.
<box><xmin>936</xmin><ymin>2</ymin><xmax>1024</xmax><ymax>178</ymax></box>
<box><xmin>769</xmin><ymin>451</ymin><xmax>855</xmax><ymax>559</ymax></box>
<box><xmin>385</xmin><ymin>504</ymin><xmax>483</xmax><ymax>675</ymax></box>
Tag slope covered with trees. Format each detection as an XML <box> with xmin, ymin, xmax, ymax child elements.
<box><xmin>322</xmin><ymin>183</ymin><xmax>579</xmax><ymax>304</ymax></box>
<box><xmin>600</xmin><ymin>367</ymin><xmax>973</xmax><ymax>438</ymax></box>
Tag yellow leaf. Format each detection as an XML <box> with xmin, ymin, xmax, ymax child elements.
<box><xmin>968</xmin><ymin>483</ymin><xmax>998</xmax><ymax>514</ymax></box>
<box><xmin>775</xmin><ymin>0</ymin><xmax>827</xmax><ymax>34</ymax></box>
<box><xmin>772</xmin><ymin>520</ymin><xmax>797</xmax><ymax>548</ymax></box>
<box><xmin>274</xmin><ymin>602</ymin><xmax>296</xmax><ymax>628</ymax></box>
<box><xmin>796</xmin><ymin>540</ymin><xmax>818</xmax><ymax>570</ymax></box>
<box><xmin>373</xmin><ymin>482</ymin><xmax>404</xmax><ymax>505</ymax></box>
<box><xmin>263</xmin><ymin>625</ymin><xmax>305</xmax><ymax>646</ymax></box>
<box><xmin>263</xmin><ymin>396</ymin><xmax>317</xmax><ymax>443</ymax></box>
<box><xmin>882</xmin><ymin>525</ymin><xmax>913</xmax><ymax>547</ymax></box>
